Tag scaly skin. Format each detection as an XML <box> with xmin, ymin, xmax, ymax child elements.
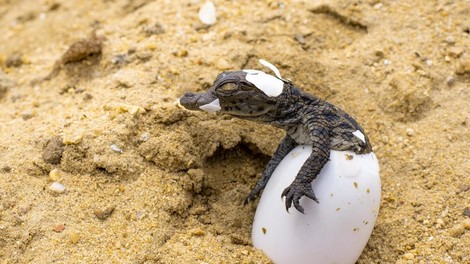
<box><xmin>180</xmin><ymin>69</ymin><xmax>372</xmax><ymax>213</ymax></box>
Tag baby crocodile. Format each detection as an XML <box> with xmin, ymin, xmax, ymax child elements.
<box><xmin>180</xmin><ymin>59</ymin><xmax>372</xmax><ymax>213</ymax></box>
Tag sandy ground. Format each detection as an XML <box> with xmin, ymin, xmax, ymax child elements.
<box><xmin>0</xmin><ymin>0</ymin><xmax>469</xmax><ymax>263</ymax></box>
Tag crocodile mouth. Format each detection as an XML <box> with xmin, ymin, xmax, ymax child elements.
<box><xmin>226</xmin><ymin>107</ymin><xmax>273</xmax><ymax>120</ymax></box>
<box><xmin>180</xmin><ymin>92</ymin><xmax>219</xmax><ymax>111</ymax></box>
<box><xmin>180</xmin><ymin>91</ymin><xmax>275</xmax><ymax>118</ymax></box>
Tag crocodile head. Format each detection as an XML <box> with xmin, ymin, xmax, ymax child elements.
<box><xmin>180</xmin><ymin>60</ymin><xmax>289</xmax><ymax>122</ymax></box>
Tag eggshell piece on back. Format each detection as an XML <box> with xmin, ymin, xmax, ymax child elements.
<box><xmin>352</xmin><ymin>130</ymin><xmax>366</xmax><ymax>143</ymax></box>
<box><xmin>252</xmin><ymin>146</ymin><xmax>381</xmax><ymax>264</ymax></box>
<box><xmin>243</xmin><ymin>70</ymin><xmax>284</xmax><ymax>97</ymax></box>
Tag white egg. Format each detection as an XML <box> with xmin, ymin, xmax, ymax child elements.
<box><xmin>252</xmin><ymin>145</ymin><xmax>381</xmax><ymax>264</ymax></box>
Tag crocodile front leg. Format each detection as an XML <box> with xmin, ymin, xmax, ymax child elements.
<box><xmin>281</xmin><ymin>125</ymin><xmax>330</xmax><ymax>213</ymax></box>
<box><xmin>245</xmin><ymin>135</ymin><xmax>297</xmax><ymax>205</ymax></box>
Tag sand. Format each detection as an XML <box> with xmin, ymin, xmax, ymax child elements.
<box><xmin>0</xmin><ymin>0</ymin><xmax>469</xmax><ymax>263</ymax></box>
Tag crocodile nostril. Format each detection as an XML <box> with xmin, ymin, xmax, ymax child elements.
<box><xmin>182</xmin><ymin>92</ymin><xmax>196</xmax><ymax>98</ymax></box>
<box><xmin>180</xmin><ymin>93</ymin><xmax>196</xmax><ymax>108</ymax></box>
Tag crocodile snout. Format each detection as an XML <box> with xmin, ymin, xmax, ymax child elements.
<box><xmin>180</xmin><ymin>91</ymin><xmax>220</xmax><ymax>112</ymax></box>
<box><xmin>179</xmin><ymin>92</ymin><xmax>198</xmax><ymax>110</ymax></box>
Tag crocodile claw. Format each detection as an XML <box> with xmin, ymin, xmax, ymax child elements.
<box><xmin>244</xmin><ymin>185</ymin><xmax>263</xmax><ymax>206</ymax></box>
<box><xmin>281</xmin><ymin>181</ymin><xmax>319</xmax><ymax>214</ymax></box>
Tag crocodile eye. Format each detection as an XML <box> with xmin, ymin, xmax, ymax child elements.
<box><xmin>218</xmin><ymin>82</ymin><xmax>238</xmax><ymax>92</ymax></box>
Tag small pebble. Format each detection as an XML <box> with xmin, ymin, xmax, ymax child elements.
<box><xmin>146</xmin><ymin>43</ymin><xmax>157</xmax><ymax>50</ymax></box>
<box><xmin>436</xmin><ymin>218</ymin><xmax>444</xmax><ymax>227</ymax></box>
<box><xmin>294</xmin><ymin>33</ymin><xmax>306</xmax><ymax>45</ymax></box>
<box><xmin>373</xmin><ymin>3</ymin><xmax>383</xmax><ymax>9</ymax></box>
<box><xmin>455</xmin><ymin>59</ymin><xmax>470</xmax><ymax>75</ymax></box>
<box><xmin>136</xmin><ymin>51</ymin><xmax>152</xmax><ymax>61</ymax></box>
<box><xmin>110</xmin><ymin>144</ymin><xmax>123</xmax><ymax>153</ymax></box>
<box><xmin>441</xmin><ymin>207</ymin><xmax>449</xmax><ymax>218</ymax></box>
<box><xmin>106</xmin><ymin>103</ymin><xmax>146</xmax><ymax>115</ymax></box>
<box><xmin>463</xmin><ymin>219</ymin><xmax>470</xmax><ymax>229</ymax></box>
<box><xmin>446</xmin><ymin>76</ymin><xmax>454</xmax><ymax>86</ymax></box>
<box><xmin>69</xmin><ymin>231</ymin><xmax>80</xmax><ymax>244</ymax></box>
<box><xmin>53</xmin><ymin>223</ymin><xmax>65</xmax><ymax>232</ymax></box>
<box><xmin>449</xmin><ymin>223</ymin><xmax>465</xmax><ymax>238</ymax></box>
<box><xmin>18</xmin><ymin>204</ymin><xmax>31</xmax><ymax>215</ymax></box>
<box><xmin>216</xmin><ymin>58</ymin><xmax>231</xmax><ymax>70</ymax></box>
<box><xmin>143</xmin><ymin>22</ymin><xmax>165</xmax><ymax>36</ymax></box>
<box><xmin>127</xmin><ymin>47</ymin><xmax>136</xmax><ymax>54</ymax></box>
<box><xmin>136</xmin><ymin>211</ymin><xmax>145</xmax><ymax>220</ymax></box>
<box><xmin>198</xmin><ymin>1</ymin><xmax>217</xmax><ymax>25</ymax></box>
<box><xmin>49</xmin><ymin>182</ymin><xmax>65</xmax><ymax>193</ymax></box>
<box><xmin>172</xmin><ymin>49</ymin><xmax>188</xmax><ymax>57</ymax></box>
<box><xmin>140</xmin><ymin>132</ymin><xmax>150</xmax><ymax>142</ymax></box>
<box><xmin>5</xmin><ymin>53</ymin><xmax>23</xmax><ymax>68</ymax></box>
<box><xmin>447</xmin><ymin>46</ymin><xmax>464</xmax><ymax>58</ymax></box>
<box><xmin>49</xmin><ymin>168</ymin><xmax>63</xmax><ymax>181</ymax></box>
<box><xmin>0</xmin><ymin>72</ymin><xmax>14</xmax><ymax>99</ymax></box>
<box><xmin>445</xmin><ymin>36</ymin><xmax>455</xmax><ymax>44</ymax></box>
<box><xmin>406</xmin><ymin>128</ymin><xmax>415</xmax><ymax>136</ymax></box>
<box><xmin>416</xmin><ymin>69</ymin><xmax>428</xmax><ymax>76</ymax></box>
<box><xmin>190</xmin><ymin>228</ymin><xmax>205</xmax><ymax>236</ymax></box>
<box><xmin>110</xmin><ymin>54</ymin><xmax>127</xmax><ymax>64</ymax></box>
<box><xmin>83</xmin><ymin>93</ymin><xmax>93</xmax><ymax>101</ymax></box>
<box><xmin>21</xmin><ymin>110</ymin><xmax>35</xmax><ymax>120</ymax></box>
<box><xmin>463</xmin><ymin>207</ymin><xmax>470</xmax><ymax>217</ymax></box>
<box><xmin>60</xmin><ymin>34</ymin><xmax>104</xmax><ymax>64</ymax></box>
<box><xmin>403</xmin><ymin>252</ymin><xmax>415</xmax><ymax>260</ymax></box>
<box><xmin>94</xmin><ymin>206</ymin><xmax>115</xmax><ymax>220</ymax></box>
<box><xmin>63</xmin><ymin>131</ymin><xmax>83</xmax><ymax>145</ymax></box>
<box><xmin>1</xmin><ymin>166</ymin><xmax>11</xmax><ymax>173</ymax></box>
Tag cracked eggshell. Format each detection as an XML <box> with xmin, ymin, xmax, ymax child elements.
<box><xmin>199</xmin><ymin>98</ymin><xmax>221</xmax><ymax>112</ymax></box>
<box><xmin>252</xmin><ymin>146</ymin><xmax>381</xmax><ymax>264</ymax></box>
<box><xmin>243</xmin><ymin>70</ymin><xmax>284</xmax><ymax>97</ymax></box>
<box><xmin>198</xmin><ymin>1</ymin><xmax>217</xmax><ymax>25</ymax></box>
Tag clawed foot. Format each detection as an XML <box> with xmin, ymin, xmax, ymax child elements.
<box><xmin>244</xmin><ymin>186</ymin><xmax>262</xmax><ymax>205</ymax></box>
<box><xmin>244</xmin><ymin>174</ymin><xmax>271</xmax><ymax>206</ymax></box>
<box><xmin>281</xmin><ymin>181</ymin><xmax>319</xmax><ymax>214</ymax></box>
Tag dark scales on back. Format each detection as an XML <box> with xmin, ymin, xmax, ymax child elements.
<box><xmin>180</xmin><ymin>61</ymin><xmax>372</xmax><ymax>213</ymax></box>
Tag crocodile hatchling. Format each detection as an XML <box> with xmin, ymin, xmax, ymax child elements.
<box><xmin>180</xmin><ymin>59</ymin><xmax>372</xmax><ymax>213</ymax></box>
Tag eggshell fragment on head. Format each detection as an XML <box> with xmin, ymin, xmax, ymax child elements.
<box><xmin>259</xmin><ymin>59</ymin><xmax>283</xmax><ymax>79</ymax></box>
<box><xmin>199</xmin><ymin>98</ymin><xmax>221</xmax><ymax>112</ymax></box>
<box><xmin>252</xmin><ymin>146</ymin><xmax>381</xmax><ymax>264</ymax></box>
<box><xmin>243</xmin><ymin>70</ymin><xmax>284</xmax><ymax>97</ymax></box>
